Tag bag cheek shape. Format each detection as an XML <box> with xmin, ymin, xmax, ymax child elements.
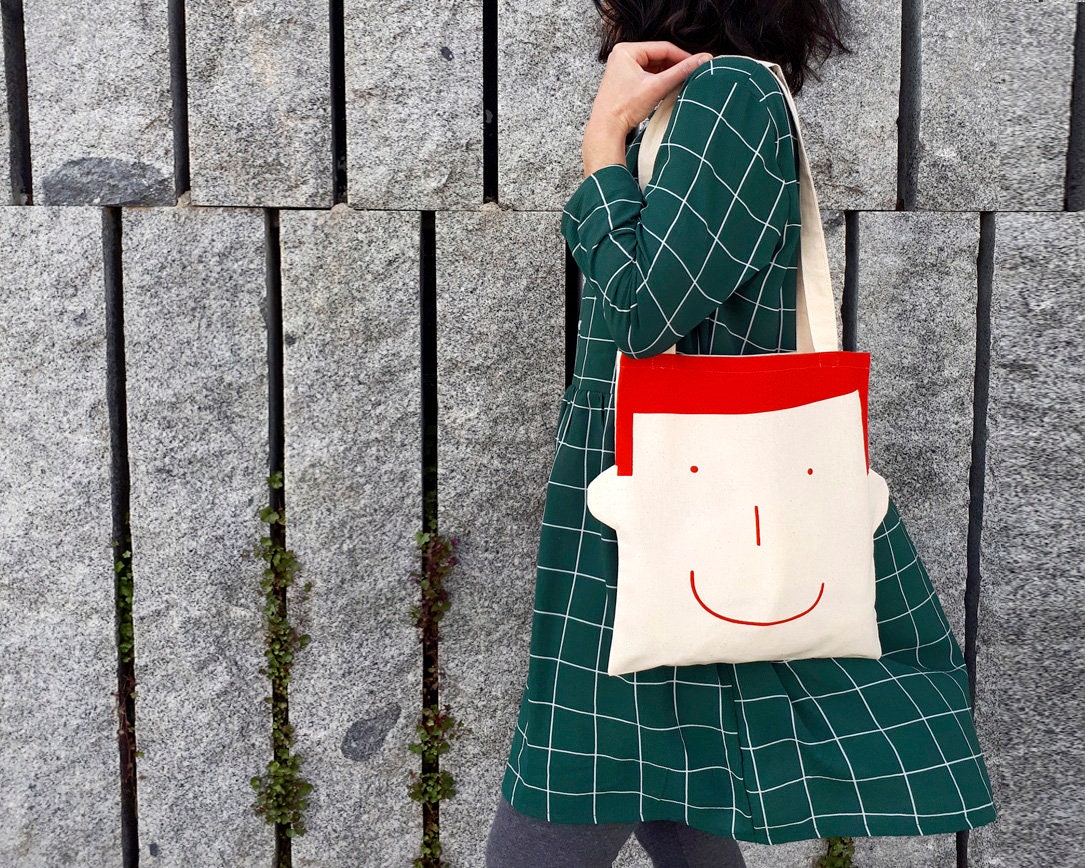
<box><xmin>867</xmin><ymin>468</ymin><xmax>890</xmax><ymax>533</ymax></box>
<box><xmin>585</xmin><ymin>465</ymin><xmax>625</xmax><ymax>532</ymax></box>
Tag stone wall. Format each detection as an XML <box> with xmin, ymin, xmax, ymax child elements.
<box><xmin>0</xmin><ymin>1</ymin><xmax>1080</xmax><ymax>866</ymax></box>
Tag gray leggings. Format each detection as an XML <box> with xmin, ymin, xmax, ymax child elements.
<box><xmin>485</xmin><ymin>794</ymin><xmax>747</xmax><ymax>868</ymax></box>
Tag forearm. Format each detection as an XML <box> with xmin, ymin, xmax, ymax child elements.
<box><xmin>563</xmin><ymin>170</ymin><xmax>680</xmax><ymax>358</ymax></box>
<box><xmin>582</xmin><ymin>115</ymin><xmax>630</xmax><ymax>178</ymax></box>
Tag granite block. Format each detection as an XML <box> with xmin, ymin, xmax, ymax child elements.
<box><xmin>0</xmin><ymin>206</ymin><xmax>117</xmax><ymax>864</ymax></box>
<box><xmin>436</xmin><ymin>207</ymin><xmax>565</xmax><ymax>864</ymax></box>
<box><xmin>970</xmin><ymin>212</ymin><xmax>1085</xmax><ymax>867</ymax></box>
<box><xmin>280</xmin><ymin>205</ymin><xmax>422</xmax><ymax>866</ymax></box>
<box><xmin>917</xmin><ymin>1</ymin><xmax>1075</xmax><ymax>210</ymax></box>
<box><xmin>782</xmin><ymin>0</ymin><xmax>900</xmax><ymax>211</ymax></box>
<box><xmin>498</xmin><ymin>0</ymin><xmax>898</xmax><ymax>211</ymax></box>
<box><xmin>186</xmin><ymin>0</ymin><xmax>332</xmax><ymax>207</ymax></box>
<box><xmin>496</xmin><ymin>0</ymin><xmax>602</xmax><ymax>210</ymax></box>
<box><xmin>124</xmin><ymin>205</ymin><xmax>272</xmax><ymax>865</ymax></box>
<box><xmin>857</xmin><ymin>212</ymin><xmax>979</xmax><ymax>646</ymax></box>
<box><xmin>23</xmin><ymin>2</ymin><xmax>173</xmax><ymax>205</ymax></box>
<box><xmin>344</xmin><ymin>0</ymin><xmax>482</xmax><ymax>209</ymax></box>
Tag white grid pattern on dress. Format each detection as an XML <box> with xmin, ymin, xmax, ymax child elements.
<box><xmin>500</xmin><ymin>57</ymin><xmax>996</xmax><ymax>843</ymax></box>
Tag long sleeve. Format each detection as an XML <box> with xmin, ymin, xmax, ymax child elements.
<box><xmin>561</xmin><ymin>68</ymin><xmax>793</xmax><ymax>358</ymax></box>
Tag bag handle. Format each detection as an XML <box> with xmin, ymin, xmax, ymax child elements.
<box><xmin>637</xmin><ymin>56</ymin><xmax>838</xmax><ymax>355</ymax></box>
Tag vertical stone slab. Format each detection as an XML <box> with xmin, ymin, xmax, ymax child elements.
<box><xmin>186</xmin><ymin>1</ymin><xmax>331</xmax><ymax>207</ymax></box>
<box><xmin>497</xmin><ymin>0</ymin><xmax>600</xmax><ymax>210</ymax></box>
<box><xmin>344</xmin><ymin>0</ymin><xmax>482</xmax><ymax>209</ymax></box>
<box><xmin>970</xmin><ymin>213</ymin><xmax>1085</xmax><ymax>867</ymax></box>
<box><xmin>22</xmin><ymin>2</ymin><xmax>173</xmax><ymax>205</ymax></box>
<box><xmin>854</xmin><ymin>212</ymin><xmax>978</xmax><ymax>866</ymax></box>
<box><xmin>0</xmin><ymin>207</ymin><xmax>117</xmax><ymax>864</ymax></box>
<box><xmin>124</xmin><ymin>206</ymin><xmax>271</xmax><ymax>865</ymax></box>
<box><xmin>498</xmin><ymin>0</ymin><xmax>899</xmax><ymax>211</ymax></box>
<box><xmin>437</xmin><ymin>208</ymin><xmax>564</xmax><ymax>864</ymax></box>
<box><xmin>782</xmin><ymin>0</ymin><xmax>900</xmax><ymax>211</ymax></box>
<box><xmin>858</xmin><ymin>212</ymin><xmax>977</xmax><ymax>639</ymax></box>
<box><xmin>917</xmin><ymin>1</ymin><xmax>1075</xmax><ymax>210</ymax></box>
<box><xmin>281</xmin><ymin>206</ymin><xmax>422</xmax><ymax>866</ymax></box>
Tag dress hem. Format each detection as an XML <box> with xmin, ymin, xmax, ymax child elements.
<box><xmin>499</xmin><ymin>773</ymin><xmax>997</xmax><ymax>845</ymax></box>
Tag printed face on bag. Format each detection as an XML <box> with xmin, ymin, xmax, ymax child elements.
<box><xmin>587</xmin><ymin>391</ymin><xmax>888</xmax><ymax>631</ymax></box>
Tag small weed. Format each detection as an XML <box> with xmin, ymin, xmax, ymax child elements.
<box><xmin>407</xmin><ymin>524</ymin><xmax>469</xmax><ymax>868</ymax></box>
<box><xmin>243</xmin><ymin>470</ymin><xmax>314</xmax><ymax>840</ymax></box>
<box><xmin>817</xmin><ymin>835</ymin><xmax>855</xmax><ymax>867</ymax></box>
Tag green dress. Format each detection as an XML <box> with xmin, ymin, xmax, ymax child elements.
<box><xmin>500</xmin><ymin>56</ymin><xmax>997</xmax><ymax>844</ymax></box>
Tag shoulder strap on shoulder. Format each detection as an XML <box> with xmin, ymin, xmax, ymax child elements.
<box><xmin>636</xmin><ymin>54</ymin><xmax>838</xmax><ymax>354</ymax></box>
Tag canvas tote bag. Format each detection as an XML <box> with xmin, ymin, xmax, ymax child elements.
<box><xmin>586</xmin><ymin>56</ymin><xmax>891</xmax><ymax>677</ymax></box>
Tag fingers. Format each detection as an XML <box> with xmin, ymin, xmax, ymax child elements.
<box><xmin>651</xmin><ymin>51</ymin><xmax>714</xmax><ymax>92</ymax></box>
<box><xmin>616</xmin><ymin>40</ymin><xmax>695</xmax><ymax>69</ymax></box>
<box><xmin>612</xmin><ymin>41</ymin><xmax>713</xmax><ymax>78</ymax></box>
<box><xmin>593</xmin><ymin>42</ymin><xmax>714</xmax><ymax>132</ymax></box>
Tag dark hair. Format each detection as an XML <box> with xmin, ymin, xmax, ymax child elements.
<box><xmin>592</xmin><ymin>0</ymin><xmax>856</xmax><ymax>95</ymax></box>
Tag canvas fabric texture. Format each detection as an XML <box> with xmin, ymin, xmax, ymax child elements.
<box><xmin>500</xmin><ymin>55</ymin><xmax>997</xmax><ymax>843</ymax></box>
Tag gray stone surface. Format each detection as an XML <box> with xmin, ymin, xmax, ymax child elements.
<box><xmin>124</xmin><ymin>205</ymin><xmax>271</xmax><ymax>865</ymax></box>
<box><xmin>23</xmin><ymin>2</ymin><xmax>173</xmax><ymax>205</ymax></box>
<box><xmin>436</xmin><ymin>207</ymin><xmax>565</xmax><ymax>864</ymax></box>
<box><xmin>969</xmin><ymin>213</ymin><xmax>1085</xmax><ymax>867</ymax></box>
<box><xmin>497</xmin><ymin>0</ymin><xmax>601</xmax><ymax>210</ymax></box>
<box><xmin>345</xmin><ymin>0</ymin><xmax>482</xmax><ymax>209</ymax></box>
<box><xmin>498</xmin><ymin>0</ymin><xmax>898</xmax><ymax>211</ymax></box>
<box><xmin>857</xmin><ymin>212</ymin><xmax>978</xmax><ymax>649</ymax></box>
<box><xmin>917</xmin><ymin>2</ymin><xmax>1075</xmax><ymax>210</ymax></box>
<box><xmin>186</xmin><ymin>1</ymin><xmax>331</xmax><ymax>207</ymax></box>
<box><xmin>0</xmin><ymin>206</ymin><xmax>117</xmax><ymax>865</ymax></box>
<box><xmin>787</xmin><ymin>0</ymin><xmax>900</xmax><ymax>211</ymax></box>
<box><xmin>280</xmin><ymin>205</ymin><xmax>422</xmax><ymax>867</ymax></box>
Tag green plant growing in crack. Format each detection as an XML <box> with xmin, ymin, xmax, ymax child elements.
<box><xmin>817</xmin><ymin>835</ymin><xmax>855</xmax><ymax>867</ymax></box>
<box><xmin>244</xmin><ymin>470</ymin><xmax>314</xmax><ymax>841</ymax></box>
<box><xmin>111</xmin><ymin>529</ymin><xmax>140</xmax><ymax>793</ymax></box>
<box><xmin>407</xmin><ymin>523</ymin><xmax>469</xmax><ymax>868</ymax></box>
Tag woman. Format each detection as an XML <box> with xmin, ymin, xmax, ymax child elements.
<box><xmin>486</xmin><ymin>2</ymin><xmax>997</xmax><ymax>865</ymax></box>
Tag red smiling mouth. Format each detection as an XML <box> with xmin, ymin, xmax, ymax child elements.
<box><xmin>689</xmin><ymin>570</ymin><xmax>825</xmax><ymax>626</ymax></box>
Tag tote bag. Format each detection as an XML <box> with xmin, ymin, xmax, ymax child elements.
<box><xmin>586</xmin><ymin>57</ymin><xmax>891</xmax><ymax>677</ymax></box>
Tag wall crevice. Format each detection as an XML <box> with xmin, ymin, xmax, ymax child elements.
<box><xmin>418</xmin><ymin>209</ymin><xmax>441</xmax><ymax>849</ymax></box>
<box><xmin>166</xmin><ymin>0</ymin><xmax>190</xmax><ymax>199</ymax></box>
<box><xmin>1</xmin><ymin>0</ymin><xmax>32</xmax><ymax>204</ymax></box>
<box><xmin>842</xmin><ymin>210</ymin><xmax>859</xmax><ymax>352</ymax></box>
<box><xmin>102</xmin><ymin>206</ymin><xmax>138</xmax><ymax>867</ymax></box>
<box><xmin>1065</xmin><ymin>0</ymin><xmax>1084</xmax><ymax>210</ymax></box>
<box><xmin>897</xmin><ymin>0</ymin><xmax>922</xmax><ymax>210</ymax></box>
<box><xmin>564</xmin><ymin>243</ymin><xmax>580</xmax><ymax>389</ymax></box>
<box><xmin>482</xmin><ymin>0</ymin><xmax>497</xmax><ymax>201</ymax></box>
<box><xmin>330</xmin><ymin>0</ymin><xmax>347</xmax><ymax>204</ymax></box>
<box><xmin>261</xmin><ymin>206</ymin><xmax>293</xmax><ymax>865</ymax></box>
<box><xmin>957</xmin><ymin>209</ymin><xmax>994</xmax><ymax>868</ymax></box>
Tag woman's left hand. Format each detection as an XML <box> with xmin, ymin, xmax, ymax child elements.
<box><xmin>583</xmin><ymin>42</ymin><xmax>714</xmax><ymax>177</ymax></box>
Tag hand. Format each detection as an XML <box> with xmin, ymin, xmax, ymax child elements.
<box><xmin>582</xmin><ymin>42</ymin><xmax>714</xmax><ymax>177</ymax></box>
<box><xmin>590</xmin><ymin>42</ymin><xmax>715</xmax><ymax>134</ymax></box>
